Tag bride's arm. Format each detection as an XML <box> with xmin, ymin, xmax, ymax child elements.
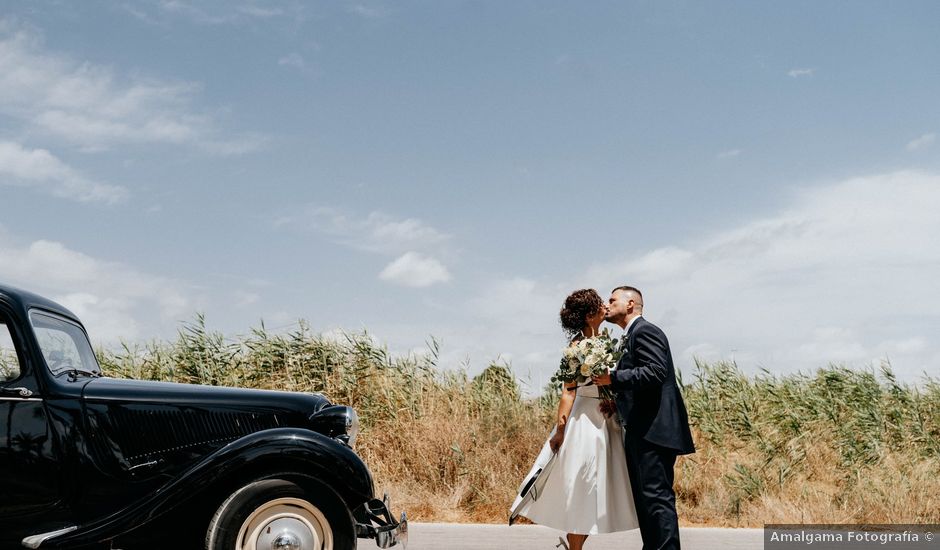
<box><xmin>549</xmin><ymin>382</ymin><xmax>577</xmax><ymax>452</ymax></box>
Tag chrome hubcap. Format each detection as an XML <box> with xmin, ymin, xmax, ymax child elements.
<box><xmin>236</xmin><ymin>497</ymin><xmax>332</xmax><ymax>550</ymax></box>
<box><xmin>263</xmin><ymin>519</ymin><xmax>307</xmax><ymax>550</ymax></box>
<box><xmin>274</xmin><ymin>535</ymin><xmax>300</xmax><ymax>548</ymax></box>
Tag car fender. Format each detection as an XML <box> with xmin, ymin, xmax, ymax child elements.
<box><xmin>36</xmin><ymin>427</ymin><xmax>373</xmax><ymax>548</ymax></box>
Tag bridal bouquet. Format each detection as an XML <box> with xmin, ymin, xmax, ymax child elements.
<box><xmin>550</xmin><ymin>328</ymin><xmax>621</xmax><ymax>418</ymax></box>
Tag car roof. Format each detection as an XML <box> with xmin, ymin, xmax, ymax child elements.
<box><xmin>0</xmin><ymin>283</ymin><xmax>82</xmax><ymax>324</ymax></box>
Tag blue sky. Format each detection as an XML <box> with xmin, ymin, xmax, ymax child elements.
<box><xmin>2</xmin><ymin>1</ymin><xmax>939</xmax><ymax>392</ymax></box>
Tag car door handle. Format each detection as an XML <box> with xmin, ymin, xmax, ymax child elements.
<box><xmin>0</xmin><ymin>386</ymin><xmax>34</xmax><ymax>397</ymax></box>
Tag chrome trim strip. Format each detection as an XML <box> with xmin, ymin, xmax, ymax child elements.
<box><xmin>0</xmin><ymin>397</ymin><xmax>42</xmax><ymax>402</ymax></box>
<box><xmin>22</xmin><ymin>526</ymin><xmax>78</xmax><ymax>549</ymax></box>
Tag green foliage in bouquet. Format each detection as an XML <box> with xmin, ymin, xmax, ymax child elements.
<box><xmin>549</xmin><ymin>327</ymin><xmax>622</xmax><ymax>388</ymax></box>
<box><xmin>548</xmin><ymin>328</ymin><xmax>622</xmax><ymax>417</ymax></box>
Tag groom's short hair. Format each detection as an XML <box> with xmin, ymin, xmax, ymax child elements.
<box><xmin>612</xmin><ymin>285</ymin><xmax>643</xmax><ymax>301</ymax></box>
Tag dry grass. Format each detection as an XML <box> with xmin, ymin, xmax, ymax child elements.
<box><xmin>99</xmin><ymin>317</ymin><xmax>940</xmax><ymax>525</ymax></box>
<box><xmin>677</xmin><ymin>361</ymin><xmax>940</xmax><ymax>526</ymax></box>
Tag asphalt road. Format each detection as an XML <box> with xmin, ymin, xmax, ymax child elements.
<box><xmin>396</xmin><ymin>523</ymin><xmax>764</xmax><ymax>550</ymax></box>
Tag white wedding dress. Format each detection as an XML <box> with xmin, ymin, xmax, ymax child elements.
<box><xmin>511</xmin><ymin>383</ymin><xmax>639</xmax><ymax>534</ymax></box>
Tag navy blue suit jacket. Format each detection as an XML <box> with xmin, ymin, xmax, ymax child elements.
<box><xmin>610</xmin><ymin>317</ymin><xmax>695</xmax><ymax>455</ymax></box>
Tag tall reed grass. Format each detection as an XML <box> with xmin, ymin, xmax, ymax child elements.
<box><xmin>98</xmin><ymin>317</ymin><xmax>940</xmax><ymax>525</ymax></box>
<box><xmin>679</xmin><ymin>360</ymin><xmax>940</xmax><ymax>525</ymax></box>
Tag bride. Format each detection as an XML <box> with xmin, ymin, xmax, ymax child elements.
<box><xmin>510</xmin><ymin>289</ymin><xmax>638</xmax><ymax>550</ymax></box>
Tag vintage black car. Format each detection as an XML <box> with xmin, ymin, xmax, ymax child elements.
<box><xmin>0</xmin><ymin>284</ymin><xmax>407</xmax><ymax>550</ymax></box>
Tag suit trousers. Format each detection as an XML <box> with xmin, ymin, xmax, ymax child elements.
<box><xmin>623</xmin><ymin>435</ymin><xmax>680</xmax><ymax>550</ymax></box>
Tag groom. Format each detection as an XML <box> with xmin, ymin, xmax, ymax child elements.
<box><xmin>593</xmin><ymin>286</ymin><xmax>695</xmax><ymax>550</ymax></box>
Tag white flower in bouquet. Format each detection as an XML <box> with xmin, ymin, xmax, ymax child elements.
<box><xmin>549</xmin><ymin>328</ymin><xmax>625</xmax><ymax>419</ymax></box>
<box><xmin>551</xmin><ymin>330</ymin><xmax>622</xmax><ymax>387</ymax></box>
<box><xmin>580</xmin><ymin>362</ymin><xmax>592</xmax><ymax>377</ymax></box>
<box><xmin>576</xmin><ymin>339</ymin><xmax>591</xmax><ymax>355</ymax></box>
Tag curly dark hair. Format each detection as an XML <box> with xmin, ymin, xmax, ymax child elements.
<box><xmin>559</xmin><ymin>288</ymin><xmax>604</xmax><ymax>338</ymax></box>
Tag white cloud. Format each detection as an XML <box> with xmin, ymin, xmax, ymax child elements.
<box><xmin>233</xmin><ymin>290</ymin><xmax>260</xmax><ymax>308</ymax></box>
<box><xmin>579</xmin><ymin>170</ymin><xmax>940</xmax><ymax>380</ymax></box>
<box><xmin>278</xmin><ymin>53</ymin><xmax>305</xmax><ymax>69</ymax></box>
<box><xmin>450</xmin><ymin>276</ymin><xmax>570</xmax><ymax>389</ymax></box>
<box><xmin>379</xmin><ymin>252</ymin><xmax>451</xmax><ymax>287</ymax></box>
<box><xmin>0</xmin><ymin>141</ymin><xmax>127</xmax><ymax>203</ymax></box>
<box><xmin>120</xmin><ymin>4</ymin><xmax>160</xmax><ymax>24</ymax></box>
<box><xmin>0</xmin><ymin>20</ymin><xmax>261</xmax><ymax>154</ymax></box>
<box><xmin>421</xmin><ymin>171</ymin><xmax>940</xmax><ymax>392</ymax></box>
<box><xmin>295</xmin><ymin>206</ymin><xmax>452</xmax><ymax>255</ymax></box>
<box><xmin>157</xmin><ymin>1</ymin><xmax>237</xmax><ymax>25</ymax></box>
<box><xmin>717</xmin><ymin>149</ymin><xmax>742</xmax><ymax>159</ymax></box>
<box><xmin>906</xmin><ymin>133</ymin><xmax>935</xmax><ymax>151</ymax></box>
<box><xmin>0</xmin><ymin>233</ymin><xmax>195</xmax><ymax>342</ymax></box>
<box><xmin>469</xmin><ymin>277</ymin><xmax>563</xmax><ymax>322</ymax></box>
<box><xmin>120</xmin><ymin>2</ymin><xmax>274</xmax><ymax>25</ymax></box>
<box><xmin>199</xmin><ymin>133</ymin><xmax>269</xmax><ymax>156</ymax></box>
<box><xmin>787</xmin><ymin>68</ymin><xmax>814</xmax><ymax>78</ymax></box>
<box><xmin>290</xmin><ymin>206</ymin><xmax>456</xmax><ymax>283</ymax></box>
<box><xmin>145</xmin><ymin>2</ymin><xmax>305</xmax><ymax>25</ymax></box>
<box><xmin>368</xmin><ymin>215</ymin><xmax>448</xmax><ymax>250</ymax></box>
<box><xmin>237</xmin><ymin>5</ymin><xmax>285</xmax><ymax>18</ymax></box>
<box><xmin>350</xmin><ymin>5</ymin><xmax>388</xmax><ymax>18</ymax></box>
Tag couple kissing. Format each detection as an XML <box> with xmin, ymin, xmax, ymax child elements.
<box><xmin>510</xmin><ymin>286</ymin><xmax>695</xmax><ymax>550</ymax></box>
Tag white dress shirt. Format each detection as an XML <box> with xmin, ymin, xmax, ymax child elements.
<box><xmin>623</xmin><ymin>314</ymin><xmax>642</xmax><ymax>340</ymax></box>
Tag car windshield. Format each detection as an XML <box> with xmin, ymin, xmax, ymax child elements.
<box><xmin>29</xmin><ymin>310</ymin><xmax>101</xmax><ymax>376</ymax></box>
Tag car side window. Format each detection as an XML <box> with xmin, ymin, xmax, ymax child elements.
<box><xmin>0</xmin><ymin>320</ymin><xmax>22</xmax><ymax>383</ymax></box>
<box><xmin>30</xmin><ymin>311</ymin><xmax>100</xmax><ymax>376</ymax></box>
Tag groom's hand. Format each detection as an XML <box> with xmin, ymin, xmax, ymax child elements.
<box><xmin>592</xmin><ymin>373</ymin><xmax>612</xmax><ymax>386</ymax></box>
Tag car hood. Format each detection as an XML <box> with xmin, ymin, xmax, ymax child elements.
<box><xmin>82</xmin><ymin>376</ymin><xmax>331</xmax><ymax>414</ymax></box>
<box><xmin>79</xmin><ymin>377</ymin><xmax>337</xmax><ymax>478</ymax></box>
<box><xmin>71</xmin><ymin>377</ymin><xmax>351</xmax><ymax>523</ymax></box>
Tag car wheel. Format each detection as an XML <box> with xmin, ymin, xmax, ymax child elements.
<box><xmin>205</xmin><ymin>478</ymin><xmax>355</xmax><ymax>550</ymax></box>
